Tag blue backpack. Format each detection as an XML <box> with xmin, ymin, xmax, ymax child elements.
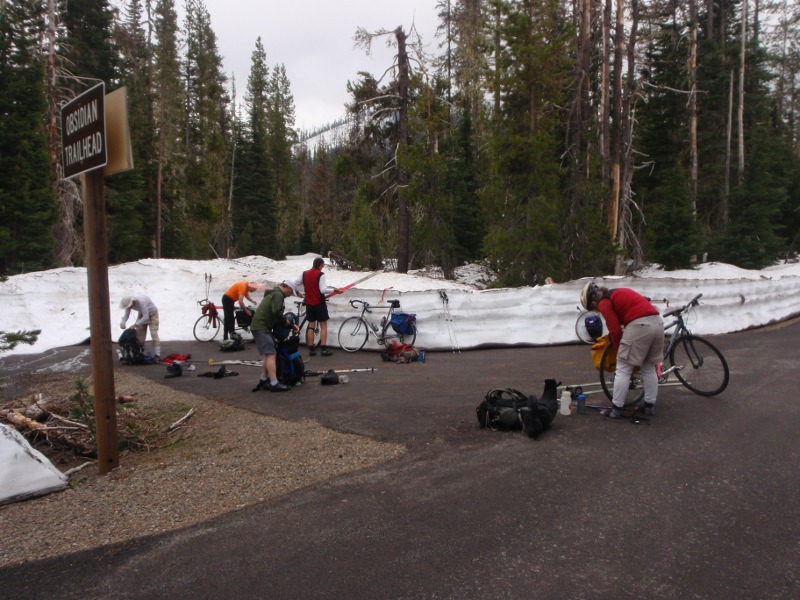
<box><xmin>276</xmin><ymin>336</ymin><xmax>305</xmax><ymax>386</ymax></box>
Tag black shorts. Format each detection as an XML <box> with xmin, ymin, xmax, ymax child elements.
<box><xmin>306</xmin><ymin>303</ymin><xmax>329</xmax><ymax>322</ymax></box>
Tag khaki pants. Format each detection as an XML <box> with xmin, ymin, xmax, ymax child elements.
<box><xmin>135</xmin><ymin>310</ymin><xmax>161</xmax><ymax>357</ymax></box>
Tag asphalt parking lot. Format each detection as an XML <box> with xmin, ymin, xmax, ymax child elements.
<box><xmin>2</xmin><ymin>320</ymin><xmax>799</xmax><ymax>599</ymax></box>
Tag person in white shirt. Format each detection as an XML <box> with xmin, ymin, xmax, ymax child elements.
<box><xmin>119</xmin><ymin>295</ymin><xmax>161</xmax><ymax>361</ymax></box>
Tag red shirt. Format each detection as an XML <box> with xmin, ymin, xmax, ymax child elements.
<box><xmin>596</xmin><ymin>288</ymin><xmax>659</xmax><ymax>348</ymax></box>
<box><xmin>303</xmin><ymin>268</ymin><xmax>324</xmax><ymax>305</ymax></box>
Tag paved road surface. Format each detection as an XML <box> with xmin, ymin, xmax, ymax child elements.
<box><xmin>1</xmin><ymin>321</ymin><xmax>798</xmax><ymax>599</ymax></box>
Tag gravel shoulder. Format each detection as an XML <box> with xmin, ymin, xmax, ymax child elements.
<box><xmin>0</xmin><ymin>371</ymin><xmax>406</xmax><ymax>568</ymax></box>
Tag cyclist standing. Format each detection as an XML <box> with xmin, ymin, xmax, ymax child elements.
<box><xmin>580</xmin><ymin>282</ymin><xmax>663</xmax><ymax>418</ymax></box>
<box><xmin>295</xmin><ymin>257</ymin><xmax>342</xmax><ymax>357</ymax></box>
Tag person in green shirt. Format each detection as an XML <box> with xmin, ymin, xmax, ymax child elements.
<box><xmin>251</xmin><ymin>280</ymin><xmax>299</xmax><ymax>392</ymax></box>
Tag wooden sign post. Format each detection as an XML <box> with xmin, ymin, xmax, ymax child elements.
<box><xmin>61</xmin><ymin>82</ymin><xmax>120</xmax><ymax>474</ymax></box>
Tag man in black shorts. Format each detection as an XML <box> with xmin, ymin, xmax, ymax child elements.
<box><xmin>295</xmin><ymin>257</ymin><xmax>342</xmax><ymax>357</ymax></box>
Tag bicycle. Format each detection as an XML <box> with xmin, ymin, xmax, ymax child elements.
<box><xmin>192</xmin><ymin>299</ymin><xmax>255</xmax><ymax>342</ymax></box>
<box><xmin>337</xmin><ymin>298</ymin><xmax>417</xmax><ymax>352</ymax></box>
<box><xmin>598</xmin><ymin>293</ymin><xmax>730</xmax><ymax>406</ymax></box>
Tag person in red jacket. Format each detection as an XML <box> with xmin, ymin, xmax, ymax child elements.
<box><xmin>295</xmin><ymin>257</ymin><xmax>342</xmax><ymax>356</ymax></box>
<box><xmin>580</xmin><ymin>282</ymin><xmax>664</xmax><ymax>419</ymax></box>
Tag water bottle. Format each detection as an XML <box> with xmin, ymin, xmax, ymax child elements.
<box><xmin>559</xmin><ymin>388</ymin><xmax>572</xmax><ymax>416</ymax></box>
<box><xmin>371</xmin><ymin>322</ymin><xmax>379</xmax><ymax>332</ymax></box>
<box><xmin>418</xmin><ymin>349</ymin><xmax>426</xmax><ymax>363</ymax></box>
<box><xmin>338</xmin><ymin>375</ymin><xmax>349</xmax><ymax>384</ymax></box>
<box><xmin>576</xmin><ymin>394</ymin><xmax>586</xmax><ymax>415</ymax></box>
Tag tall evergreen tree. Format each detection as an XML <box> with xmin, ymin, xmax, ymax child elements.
<box><xmin>183</xmin><ymin>0</ymin><xmax>229</xmax><ymax>258</ymax></box>
<box><xmin>480</xmin><ymin>0</ymin><xmax>571</xmax><ymax>285</ymax></box>
<box><xmin>232</xmin><ymin>37</ymin><xmax>277</xmax><ymax>257</ymax></box>
<box><xmin>106</xmin><ymin>0</ymin><xmax>156</xmax><ymax>263</ymax></box>
<box><xmin>151</xmin><ymin>0</ymin><xmax>185</xmax><ymax>258</ymax></box>
<box><xmin>267</xmin><ymin>63</ymin><xmax>299</xmax><ymax>254</ymax></box>
<box><xmin>0</xmin><ymin>0</ymin><xmax>56</xmax><ymax>274</ymax></box>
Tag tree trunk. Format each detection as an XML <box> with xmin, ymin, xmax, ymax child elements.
<box><xmin>600</xmin><ymin>0</ymin><xmax>612</xmax><ymax>186</ymax></box>
<box><xmin>45</xmin><ymin>0</ymin><xmax>80</xmax><ymax>267</ymax></box>
<box><xmin>616</xmin><ymin>0</ymin><xmax>641</xmax><ymax>273</ymax></box>
<box><xmin>724</xmin><ymin>71</ymin><xmax>733</xmax><ymax>224</ymax></box>
<box><xmin>608</xmin><ymin>0</ymin><xmax>623</xmax><ymax>244</ymax></box>
<box><xmin>738</xmin><ymin>0</ymin><xmax>747</xmax><ymax>184</ymax></box>
<box><xmin>689</xmin><ymin>0</ymin><xmax>699</xmax><ymax>214</ymax></box>
<box><xmin>396</xmin><ymin>26</ymin><xmax>410</xmax><ymax>273</ymax></box>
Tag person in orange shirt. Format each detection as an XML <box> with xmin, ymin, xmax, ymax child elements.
<box><xmin>222</xmin><ymin>281</ymin><xmax>257</xmax><ymax>340</ymax></box>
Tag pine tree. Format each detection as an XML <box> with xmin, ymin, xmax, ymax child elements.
<box><xmin>479</xmin><ymin>0</ymin><xmax>571</xmax><ymax>285</ymax></box>
<box><xmin>183</xmin><ymin>0</ymin><xmax>229</xmax><ymax>258</ymax></box>
<box><xmin>106</xmin><ymin>0</ymin><xmax>156</xmax><ymax>263</ymax></box>
<box><xmin>232</xmin><ymin>37</ymin><xmax>277</xmax><ymax>257</ymax></box>
<box><xmin>0</xmin><ymin>0</ymin><xmax>57</xmax><ymax>274</ymax></box>
<box><xmin>152</xmin><ymin>0</ymin><xmax>185</xmax><ymax>258</ymax></box>
<box><xmin>267</xmin><ymin>63</ymin><xmax>299</xmax><ymax>254</ymax></box>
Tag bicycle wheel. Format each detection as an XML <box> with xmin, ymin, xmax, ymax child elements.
<box><xmin>193</xmin><ymin>314</ymin><xmax>222</xmax><ymax>342</ymax></box>
<box><xmin>397</xmin><ymin>324</ymin><xmax>417</xmax><ymax>347</ymax></box>
<box><xmin>669</xmin><ymin>334</ymin><xmax>729</xmax><ymax>396</ymax></box>
<box><xmin>575</xmin><ymin>310</ymin><xmax>603</xmax><ymax>344</ymax></box>
<box><xmin>338</xmin><ymin>317</ymin><xmax>369</xmax><ymax>352</ymax></box>
<box><xmin>599</xmin><ymin>343</ymin><xmax>644</xmax><ymax>407</ymax></box>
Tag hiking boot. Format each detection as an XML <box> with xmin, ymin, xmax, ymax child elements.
<box><xmin>309</xmin><ymin>347</ymin><xmax>317</xmax><ymax>357</ymax></box>
<box><xmin>603</xmin><ymin>405</ymin><xmax>623</xmax><ymax>420</ymax></box>
<box><xmin>269</xmin><ymin>381</ymin><xmax>291</xmax><ymax>392</ymax></box>
<box><xmin>252</xmin><ymin>379</ymin><xmax>269</xmax><ymax>392</ymax></box>
<box><xmin>642</xmin><ymin>402</ymin><xmax>656</xmax><ymax>416</ymax></box>
<box><xmin>320</xmin><ymin>348</ymin><xmax>333</xmax><ymax>357</ymax></box>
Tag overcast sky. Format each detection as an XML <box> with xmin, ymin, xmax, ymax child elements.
<box><xmin>181</xmin><ymin>0</ymin><xmax>441</xmax><ymax>132</ymax></box>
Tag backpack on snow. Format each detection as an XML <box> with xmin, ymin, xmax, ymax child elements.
<box><xmin>476</xmin><ymin>379</ymin><xmax>560</xmax><ymax>439</ymax></box>
<box><xmin>118</xmin><ymin>328</ymin><xmax>145</xmax><ymax>365</ymax></box>
<box><xmin>276</xmin><ymin>335</ymin><xmax>305</xmax><ymax>386</ymax></box>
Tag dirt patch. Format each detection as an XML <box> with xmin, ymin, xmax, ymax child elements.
<box><xmin>0</xmin><ymin>370</ymin><xmax>406</xmax><ymax>568</ymax></box>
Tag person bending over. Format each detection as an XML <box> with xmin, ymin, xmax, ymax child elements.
<box><xmin>251</xmin><ymin>280</ymin><xmax>298</xmax><ymax>392</ymax></box>
<box><xmin>119</xmin><ymin>295</ymin><xmax>161</xmax><ymax>361</ymax></box>
<box><xmin>221</xmin><ymin>280</ymin><xmax>257</xmax><ymax>340</ymax></box>
<box><xmin>580</xmin><ymin>282</ymin><xmax>663</xmax><ymax>418</ymax></box>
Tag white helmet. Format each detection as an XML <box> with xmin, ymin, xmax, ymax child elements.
<box><xmin>579</xmin><ymin>282</ymin><xmax>598</xmax><ymax>311</ymax></box>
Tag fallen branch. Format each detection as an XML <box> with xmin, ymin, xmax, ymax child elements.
<box><xmin>4</xmin><ymin>410</ymin><xmax>94</xmax><ymax>456</ymax></box>
<box><xmin>161</xmin><ymin>408</ymin><xmax>196</xmax><ymax>435</ymax></box>
<box><xmin>64</xmin><ymin>461</ymin><xmax>95</xmax><ymax>477</ymax></box>
<box><xmin>47</xmin><ymin>413</ymin><xmax>90</xmax><ymax>429</ymax></box>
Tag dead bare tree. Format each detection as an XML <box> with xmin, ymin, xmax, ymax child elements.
<box><xmin>353</xmin><ymin>24</ymin><xmax>424</xmax><ymax>273</ymax></box>
<box><xmin>44</xmin><ymin>0</ymin><xmax>82</xmax><ymax>267</ymax></box>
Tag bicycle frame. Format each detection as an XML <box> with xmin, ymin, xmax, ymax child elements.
<box><xmin>338</xmin><ymin>298</ymin><xmax>417</xmax><ymax>352</ymax></box>
<box><xmin>657</xmin><ymin>293</ymin><xmax>703</xmax><ymax>379</ymax></box>
<box><xmin>351</xmin><ymin>301</ymin><xmax>396</xmax><ymax>342</ymax></box>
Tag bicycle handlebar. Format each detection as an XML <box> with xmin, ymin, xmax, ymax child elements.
<box><xmin>349</xmin><ymin>298</ymin><xmax>397</xmax><ymax>312</ymax></box>
<box><xmin>663</xmin><ymin>293</ymin><xmax>703</xmax><ymax>319</ymax></box>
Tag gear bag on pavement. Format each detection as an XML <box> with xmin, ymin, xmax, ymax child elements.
<box><xmin>118</xmin><ymin>328</ymin><xmax>145</xmax><ymax>365</ymax></box>
<box><xmin>476</xmin><ymin>379</ymin><xmax>560</xmax><ymax>439</ymax></box>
